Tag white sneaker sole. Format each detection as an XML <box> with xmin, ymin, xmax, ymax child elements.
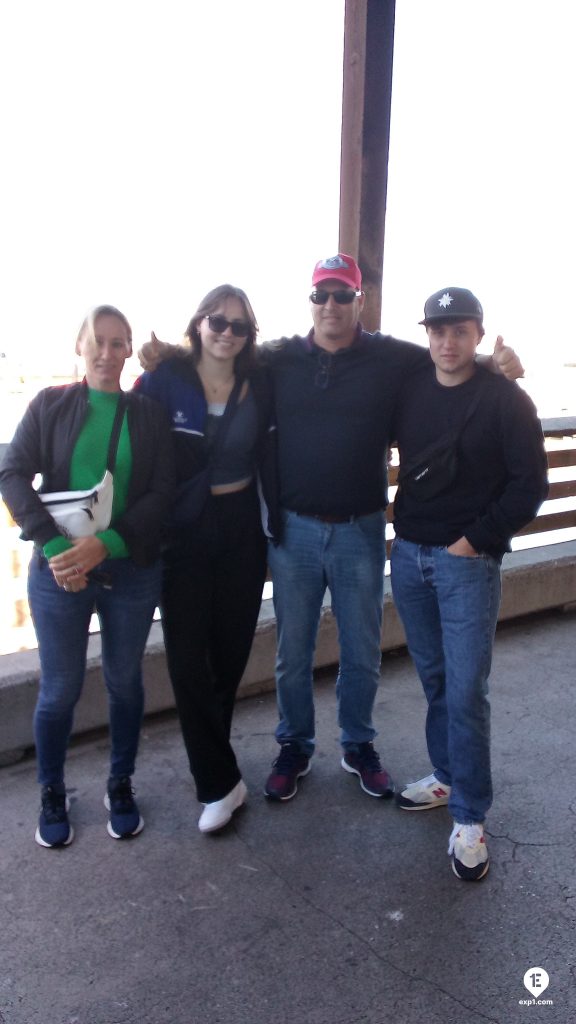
<box><xmin>34</xmin><ymin>824</ymin><xmax>75</xmax><ymax>848</ymax></box>
<box><xmin>104</xmin><ymin>793</ymin><xmax>145</xmax><ymax>839</ymax></box>
<box><xmin>451</xmin><ymin>857</ymin><xmax>490</xmax><ymax>881</ymax></box>
<box><xmin>35</xmin><ymin>795</ymin><xmax>74</xmax><ymax>848</ymax></box>
<box><xmin>341</xmin><ymin>759</ymin><xmax>394</xmax><ymax>798</ymax></box>
<box><xmin>397</xmin><ymin>794</ymin><xmax>450</xmax><ymax>811</ymax></box>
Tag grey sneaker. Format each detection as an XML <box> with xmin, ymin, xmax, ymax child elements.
<box><xmin>448</xmin><ymin>822</ymin><xmax>489</xmax><ymax>880</ymax></box>
<box><xmin>396</xmin><ymin>772</ymin><xmax>451</xmax><ymax>810</ymax></box>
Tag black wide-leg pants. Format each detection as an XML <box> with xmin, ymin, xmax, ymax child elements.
<box><xmin>161</xmin><ymin>485</ymin><xmax>267</xmax><ymax>803</ymax></box>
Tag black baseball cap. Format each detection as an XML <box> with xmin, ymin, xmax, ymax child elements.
<box><xmin>420</xmin><ymin>287</ymin><xmax>484</xmax><ymax>326</ymax></box>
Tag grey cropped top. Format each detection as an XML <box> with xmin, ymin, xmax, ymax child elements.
<box><xmin>205</xmin><ymin>389</ymin><xmax>259</xmax><ymax>486</ymax></box>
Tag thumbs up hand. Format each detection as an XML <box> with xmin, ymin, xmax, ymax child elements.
<box><xmin>492</xmin><ymin>335</ymin><xmax>524</xmax><ymax>380</ymax></box>
<box><xmin>138</xmin><ymin>331</ymin><xmax>172</xmax><ymax>372</ymax></box>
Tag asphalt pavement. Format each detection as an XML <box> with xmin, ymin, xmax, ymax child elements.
<box><xmin>1</xmin><ymin>608</ymin><xmax>575</xmax><ymax>1024</ymax></box>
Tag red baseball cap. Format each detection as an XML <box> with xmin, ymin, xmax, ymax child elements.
<box><xmin>312</xmin><ymin>254</ymin><xmax>362</xmax><ymax>290</ymax></box>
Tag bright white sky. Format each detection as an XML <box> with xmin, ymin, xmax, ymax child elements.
<box><xmin>1</xmin><ymin>0</ymin><xmax>574</xmax><ymax>412</ymax></box>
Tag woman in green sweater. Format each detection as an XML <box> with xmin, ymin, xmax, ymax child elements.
<box><xmin>0</xmin><ymin>306</ymin><xmax>174</xmax><ymax>848</ymax></box>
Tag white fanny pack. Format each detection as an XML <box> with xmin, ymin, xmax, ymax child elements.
<box><xmin>39</xmin><ymin>469</ymin><xmax>114</xmax><ymax>538</ymax></box>
<box><xmin>39</xmin><ymin>395</ymin><xmax>126</xmax><ymax>540</ymax></box>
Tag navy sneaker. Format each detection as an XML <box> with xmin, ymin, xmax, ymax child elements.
<box><xmin>35</xmin><ymin>784</ymin><xmax>74</xmax><ymax>848</ymax></box>
<box><xmin>104</xmin><ymin>776</ymin><xmax>144</xmax><ymax>839</ymax></box>
<box><xmin>341</xmin><ymin>743</ymin><xmax>395</xmax><ymax>798</ymax></box>
<box><xmin>264</xmin><ymin>742</ymin><xmax>311</xmax><ymax>801</ymax></box>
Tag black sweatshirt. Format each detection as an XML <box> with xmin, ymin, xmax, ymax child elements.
<box><xmin>392</xmin><ymin>365</ymin><xmax>548</xmax><ymax>559</ymax></box>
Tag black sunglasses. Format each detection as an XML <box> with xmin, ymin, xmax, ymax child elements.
<box><xmin>205</xmin><ymin>314</ymin><xmax>250</xmax><ymax>338</ymax></box>
<box><xmin>309</xmin><ymin>289</ymin><xmax>361</xmax><ymax>306</ymax></box>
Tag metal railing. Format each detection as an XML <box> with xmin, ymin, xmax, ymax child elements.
<box><xmin>1</xmin><ymin>419</ymin><xmax>575</xmax><ymax>656</ymax></box>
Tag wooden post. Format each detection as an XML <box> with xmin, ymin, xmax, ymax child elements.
<box><xmin>339</xmin><ymin>0</ymin><xmax>396</xmax><ymax>331</ymax></box>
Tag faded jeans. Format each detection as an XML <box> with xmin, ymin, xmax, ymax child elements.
<box><xmin>268</xmin><ymin>510</ymin><xmax>386</xmax><ymax>756</ymax></box>
<box><xmin>390</xmin><ymin>537</ymin><xmax>501</xmax><ymax>823</ymax></box>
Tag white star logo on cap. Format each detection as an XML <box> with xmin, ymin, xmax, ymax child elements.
<box><xmin>321</xmin><ymin>255</ymin><xmax>349</xmax><ymax>270</ymax></box>
<box><xmin>438</xmin><ymin>292</ymin><xmax>453</xmax><ymax>309</ymax></box>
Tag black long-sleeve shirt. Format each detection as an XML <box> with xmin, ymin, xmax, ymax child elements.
<box><xmin>261</xmin><ymin>329</ymin><xmax>429</xmax><ymax>517</ymax></box>
<box><xmin>392</xmin><ymin>365</ymin><xmax>548</xmax><ymax>559</ymax></box>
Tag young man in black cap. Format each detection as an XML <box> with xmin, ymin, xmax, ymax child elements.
<box><xmin>391</xmin><ymin>287</ymin><xmax>548</xmax><ymax>879</ymax></box>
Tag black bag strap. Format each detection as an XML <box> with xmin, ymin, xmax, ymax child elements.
<box><xmin>206</xmin><ymin>376</ymin><xmax>244</xmax><ymax>462</ymax></box>
<box><xmin>106</xmin><ymin>394</ymin><xmax>128</xmax><ymax>474</ymax></box>
<box><xmin>457</xmin><ymin>387</ymin><xmax>484</xmax><ymax>438</ymax></box>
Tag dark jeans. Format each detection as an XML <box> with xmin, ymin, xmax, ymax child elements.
<box><xmin>161</xmin><ymin>485</ymin><xmax>267</xmax><ymax>803</ymax></box>
<box><xmin>28</xmin><ymin>551</ymin><xmax>162</xmax><ymax>787</ymax></box>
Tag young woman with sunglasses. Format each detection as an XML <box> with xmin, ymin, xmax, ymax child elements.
<box><xmin>136</xmin><ymin>285</ymin><xmax>277</xmax><ymax>834</ymax></box>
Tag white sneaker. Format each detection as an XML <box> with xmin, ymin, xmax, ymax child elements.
<box><xmin>198</xmin><ymin>780</ymin><xmax>248</xmax><ymax>834</ymax></box>
<box><xmin>448</xmin><ymin>822</ymin><xmax>489</xmax><ymax>880</ymax></box>
<box><xmin>396</xmin><ymin>772</ymin><xmax>451</xmax><ymax>810</ymax></box>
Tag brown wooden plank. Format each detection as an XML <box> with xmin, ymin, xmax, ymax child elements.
<box><xmin>517</xmin><ymin>510</ymin><xmax>576</xmax><ymax>535</ymax></box>
<box><xmin>547</xmin><ymin>480</ymin><xmax>576</xmax><ymax>500</ymax></box>
<box><xmin>546</xmin><ymin>450</ymin><xmax>576</xmax><ymax>469</ymax></box>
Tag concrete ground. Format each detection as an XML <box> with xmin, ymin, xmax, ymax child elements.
<box><xmin>1</xmin><ymin>608</ymin><xmax>575</xmax><ymax>1024</ymax></box>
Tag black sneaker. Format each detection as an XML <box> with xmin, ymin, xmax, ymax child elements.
<box><xmin>341</xmin><ymin>742</ymin><xmax>395</xmax><ymax>798</ymax></box>
<box><xmin>264</xmin><ymin>742</ymin><xmax>311</xmax><ymax>801</ymax></box>
<box><xmin>104</xmin><ymin>776</ymin><xmax>144</xmax><ymax>839</ymax></box>
<box><xmin>35</xmin><ymin>784</ymin><xmax>74</xmax><ymax>848</ymax></box>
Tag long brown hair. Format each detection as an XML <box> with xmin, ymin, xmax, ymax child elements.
<box><xmin>184</xmin><ymin>284</ymin><xmax>259</xmax><ymax>376</ymax></box>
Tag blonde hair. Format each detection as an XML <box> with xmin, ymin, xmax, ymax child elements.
<box><xmin>76</xmin><ymin>304</ymin><xmax>133</xmax><ymax>353</ymax></box>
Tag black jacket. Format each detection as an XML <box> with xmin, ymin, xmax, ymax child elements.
<box><xmin>0</xmin><ymin>381</ymin><xmax>176</xmax><ymax>565</ymax></box>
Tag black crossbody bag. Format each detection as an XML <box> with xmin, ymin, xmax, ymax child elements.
<box><xmin>397</xmin><ymin>390</ymin><xmax>483</xmax><ymax>502</ymax></box>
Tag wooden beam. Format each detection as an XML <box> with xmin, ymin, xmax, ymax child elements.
<box><xmin>339</xmin><ymin>0</ymin><xmax>396</xmax><ymax>331</ymax></box>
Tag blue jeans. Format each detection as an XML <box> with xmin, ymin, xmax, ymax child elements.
<box><xmin>267</xmin><ymin>510</ymin><xmax>386</xmax><ymax>756</ymax></box>
<box><xmin>390</xmin><ymin>537</ymin><xmax>501</xmax><ymax>823</ymax></box>
<box><xmin>28</xmin><ymin>551</ymin><xmax>162</xmax><ymax>787</ymax></box>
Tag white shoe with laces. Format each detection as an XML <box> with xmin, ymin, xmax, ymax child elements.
<box><xmin>198</xmin><ymin>780</ymin><xmax>248</xmax><ymax>834</ymax></box>
<box><xmin>448</xmin><ymin>822</ymin><xmax>489</xmax><ymax>880</ymax></box>
<box><xmin>396</xmin><ymin>771</ymin><xmax>451</xmax><ymax>810</ymax></box>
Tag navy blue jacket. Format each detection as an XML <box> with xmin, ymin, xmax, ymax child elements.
<box><xmin>136</xmin><ymin>355</ymin><xmax>280</xmax><ymax>538</ymax></box>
